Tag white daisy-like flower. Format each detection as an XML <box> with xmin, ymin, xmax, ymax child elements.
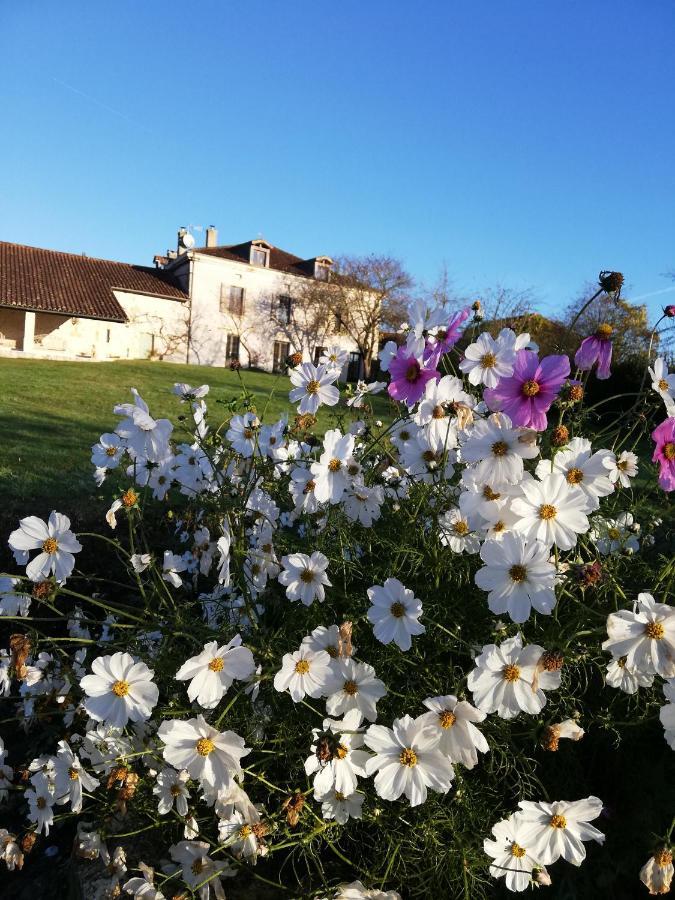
<box><xmin>114</xmin><ymin>389</ymin><xmax>173</xmax><ymax>462</ymax></box>
<box><xmin>157</xmin><ymin>715</ymin><xmax>250</xmax><ymax>792</ymax></box>
<box><xmin>649</xmin><ymin>357</ymin><xmax>675</xmax><ymax>412</ymax></box>
<box><xmin>278</xmin><ymin>552</ymin><xmax>331</xmax><ymax>605</ymax></box>
<box><xmin>226</xmin><ymin>412</ymin><xmax>260</xmax><ymax>458</ymax></box>
<box><xmin>91</xmin><ymin>432</ymin><xmax>125</xmax><ymax>469</ymax></box>
<box><xmin>289</xmin><ymin>362</ymin><xmax>340</xmax><ymax>414</ymax></box>
<box><xmin>80</xmin><ymin>652</ymin><xmax>159</xmax><ymax>728</ymax></box>
<box><xmin>53</xmin><ymin>740</ymin><xmax>99</xmax><ymax>813</ymax></box>
<box><xmin>123</xmin><ymin>862</ymin><xmax>166</xmax><ymax>899</ymax></box>
<box><xmin>461</xmin><ymin>414</ymin><xmax>539</xmax><ymax>485</ymax></box>
<box><xmin>273</xmin><ymin>646</ymin><xmax>333</xmax><ymax>702</ymax></box>
<box><xmin>602</xmin><ymin>593</ymin><xmax>675</xmax><ymax>678</ymax></box>
<box><xmin>153</xmin><ymin>768</ymin><xmax>190</xmax><ymax>816</ymax></box>
<box><xmin>459</xmin><ymin>331</ymin><xmax>516</xmax><ymax>388</ymax></box>
<box><xmin>417</xmin><ymin>695</ymin><xmax>489</xmax><ymax>769</ymax></box>
<box><xmin>347</xmin><ymin>380</ymin><xmax>387</xmax><ymax>409</ymax></box>
<box><xmin>317</xmin><ymin>788</ymin><xmax>364</xmax><ymax>825</ymax></box>
<box><xmin>511</xmin><ymin>473</ymin><xmax>589</xmax><ymax>550</ymax></box>
<box><xmin>367</xmin><ymin>578</ymin><xmax>425</xmax><ymax>651</ymax></box>
<box><xmin>172</xmin><ymin>382</ymin><xmax>209</xmax><ymax>402</ymax></box>
<box><xmin>603</xmin><ymin>450</ymin><xmax>639</xmax><ymax>487</ymax></box>
<box><xmin>319</xmin><ymin>346</ymin><xmax>350</xmax><ymax>372</ymax></box>
<box><xmin>0</xmin><ymin>577</ymin><xmax>31</xmax><ymax>617</ymax></box>
<box><xmin>175</xmin><ymin>636</ymin><xmax>255</xmax><ymax>709</ymax></box>
<box><xmin>343</xmin><ymin>483</ymin><xmax>385</xmax><ymax>526</ymax></box>
<box><xmin>218</xmin><ymin>811</ymin><xmax>266</xmax><ymax>864</ymax></box>
<box><xmin>169</xmin><ymin>840</ymin><xmax>234</xmax><ymax>899</ymax></box>
<box><xmin>484</xmin><ymin>813</ymin><xmax>542</xmax><ymax>893</ymax></box>
<box><xmin>8</xmin><ymin>512</ymin><xmax>82</xmax><ymax>583</ymax></box>
<box><xmin>25</xmin><ymin>773</ymin><xmax>55</xmax><ymax>835</ymax></box>
<box><xmin>605</xmin><ymin>656</ymin><xmax>654</xmax><ymax>694</ymax></box>
<box><xmin>590</xmin><ymin>513</ymin><xmax>640</xmax><ymax>555</ymax></box>
<box><xmin>325</xmin><ymin>658</ymin><xmax>387</xmax><ymax>722</ymax></box>
<box><xmin>467</xmin><ymin>634</ymin><xmax>561</xmax><ymax>719</ymax></box>
<box><xmin>302</xmin><ymin>624</ymin><xmax>356</xmax><ymax>663</ymax></box>
<box><xmin>310</xmin><ymin>429</ymin><xmax>356</xmax><ymax>504</ymax></box>
<box><xmin>413</xmin><ymin>375</ymin><xmax>473</xmax><ymax>451</ymax></box>
<box><xmin>364</xmin><ymin>714</ymin><xmax>454</xmax><ymax>807</ymax></box>
<box><xmin>438</xmin><ymin>507</ymin><xmax>481</xmax><ymax>554</ymax></box>
<box><xmin>162</xmin><ymin>550</ymin><xmax>188</xmax><ymax>588</ymax></box>
<box><xmin>640</xmin><ymin>847</ymin><xmax>674</xmax><ymax>895</ymax></box>
<box><xmin>305</xmin><ymin>709</ymin><xmax>369</xmax><ymax>797</ymax></box>
<box><xmin>517</xmin><ymin>796</ymin><xmax>605</xmax><ymax>866</ymax></box>
<box><xmin>535</xmin><ymin>437</ymin><xmax>613</xmax><ymax>512</ymax></box>
<box><xmin>335</xmin><ymin>881</ymin><xmax>402</xmax><ymax>900</ymax></box>
<box><xmin>659</xmin><ymin>680</ymin><xmax>675</xmax><ymax>750</ymax></box>
<box><xmin>474</xmin><ymin>534</ymin><xmax>557</xmax><ymax>623</ymax></box>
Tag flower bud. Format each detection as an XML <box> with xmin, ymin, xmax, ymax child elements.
<box><xmin>599</xmin><ymin>271</ymin><xmax>624</xmax><ymax>293</ymax></box>
<box><xmin>551</xmin><ymin>425</ymin><xmax>569</xmax><ymax>447</ymax></box>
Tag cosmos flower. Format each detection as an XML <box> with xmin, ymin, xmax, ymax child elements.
<box><xmin>602</xmin><ymin>593</ymin><xmax>675</xmax><ymax>678</ymax></box>
<box><xmin>123</xmin><ymin>862</ymin><xmax>166</xmax><ymax>899</ymax></box>
<box><xmin>317</xmin><ymin>788</ymin><xmax>365</xmax><ymax>825</ymax></box>
<box><xmin>175</xmin><ymin>637</ymin><xmax>255</xmax><ymax>709</ymax></box>
<box><xmin>387</xmin><ymin>347</ymin><xmax>439</xmax><ymax>408</ymax></box>
<box><xmin>168</xmin><ymin>840</ymin><xmax>234</xmax><ymax>899</ymax></box>
<box><xmin>535</xmin><ymin>437</ymin><xmax>613</xmax><ymax>512</ymax></box>
<box><xmin>325</xmin><ymin>658</ymin><xmax>387</xmax><ymax>722</ymax></box>
<box><xmin>484</xmin><ymin>350</ymin><xmax>570</xmax><ymax>431</ymax></box>
<box><xmin>460</xmin><ymin>414</ymin><xmax>539</xmax><ymax>485</ymax></box>
<box><xmin>53</xmin><ymin>741</ymin><xmax>99</xmax><ymax>813</ymax></box>
<box><xmin>367</xmin><ymin>579</ymin><xmax>425</xmax><ymax>651</ymax></box>
<box><xmin>648</xmin><ymin>357</ymin><xmax>675</xmax><ymax>413</ymax></box>
<box><xmin>9</xmin><ymin>512</ymin><xmax>82</xmax><ymax>583</ymax></box>
<box><xmin>574</xmin><ymin>324</ymin><xmax>613</xmax><ymax>380</ymax></box>
<box><xmin>474</xmin><ymin>534</ymin><xmax>557</xmax><ymax>623</ymax></box>
<box><xmin>305</xmin><ymin>709</ymin><xmax>369</xmax><ymax>797</ymax></box>
<box><xmin>651</xmin><ymin>417</ymin><xmax>675</xmax><ymax>492</ymax></box>
<box><xmin>273</xmin><ymin>646</ymin><xmax>334</xmax><ymax>702</ymax></box>
<box><xmin>278</xmin><ymin>552</ymin><xmax>331</xmax><ymax>605</ymax></box>
<box><xmin>310</xmin><ymin>429</ymin><xmax>356</xmax><ymax>504</ymax></box>
<box><xmin>605</xmin><ymin>657</ymin><xmax>654</xmax><ymax>694</ymax></box>
<box><xmin>511</xmin><ymin>474</ymin><xmax>590</xmax><ymax>550</ymax></box>
<box><xmin>153</xmin><ymin>768</ymin><xmax>190</xmax><ymax>816</ymax></box>
<box><xmin>484</xmin><ymin>813</ymin><xmax>542</xmax><ymax>893</ymax></box>
<box><xmin>517</xmin><ymin>796</ymin><xmax>605</xmax><ymax>865</ymax></box>
<box><xmin>417</xmin><ymin>695</ymin><xmax>489</xmax><ymax>769</ymax></box>
<box><xmin>114</xmin><ymin>389</ymin><xmax>173</xmax><ymax>462</ymax></box>
<box><xmin>603</xmin><ymin>450</ymin><xmax>639</xmax><ymax>487</ymax></box>
<box><xmin>459</xmin><ymin>331</ymin><xmax>517</xmax><ymax>388</ymax></box>
<box><xmin>289</xmin><ymin>362</ymin><xmax>340</xmax><ymax>415</ymax></box>
<box><xmin>80</xmin><ymin>652</ymin><xmax>159</xmax><ymax>728</ymax></box>
<box><xmin>423</xmin><ymin>307</ymin><xmax>471</xmax><ymax>367</ymax></box>
<box><xmin>158</xmin><ymin>716</ymin><xmax>249</xmax><ymax>792</ymax></box>
<box><xmin>319</xmin><ymin>346</ymin><xmax>350</xmax><ymax>372</ymax></box>
<box><xmin>226</xmin><ymin>412</ymin><xmax>260</xmax><ymax>458</ymax></box>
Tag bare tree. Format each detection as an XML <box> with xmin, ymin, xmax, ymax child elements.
<box><xmin>266</xmin><ymin>276</ymin><xmax>335</xmax><ymax>362</ymax></box>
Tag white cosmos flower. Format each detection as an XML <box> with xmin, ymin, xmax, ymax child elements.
<box><xmin>175</xmin><ymin>636</ymin><xmax>255</xmax><ymax>709</ymax></box>
<box><xmin>162</xmin><ymin>551</ymin><xmax>188</xmax><ymax>588</ymax></box>
<box><xmin>417</xmin><ymin>695</ymin><xmax>489</xmax><ymax>769</ymax></box>
<box><xmin>603</xmin><ymin>450</ymin><xmax>639</xmax><ymax>487</ymax></box>
<box><xmin>467</xmin><ymin>634</ymin><xmax>561</xmax><ymax>719</ymax></box>
<box><xmin>602</xmin><ymin>593</ymin><xmax>675</xmax><ymax>678</ymax></box>
<box><xmin>438</xmin><ymin>507</ymin><xmax>481</xmax><ymax>554</ymax></box>
<box><xmin>123</xmin><ymin>862</ymin><xmax>166</xmax><ymax>899</ymax></box>
<box><xmin>335</xmin><ymin>881</ymin><xmax>402</xmax><ymax>900</ymax></box>
<box><xmin>649</xmin><ymin>357</ymin><xmax>675</xmax><ymax>412</ymax></box>
<box><xmin>460</xmin><ymin>414</ymin><xmax>539</xmax><ymax>484</ymax></box>
<box><xmin>640</xmin><ymin>847</ymin><xmax>675</xmax><ymax>895</ymax></box>
<box><xmin>484</xmin><ymin>813</ymin><xmax>542</xmax><ymax>893</ymax></box>
<box><xmin>0</xmin><ymin>577</ymin><xmax>31</xmax><ymax>617</ymax></box>
<box><xmin>367</xmin><ymin>578</ymin><xmax>425</xmax><ymax>651</ymax></box>
<box><xmin>80</xmin><ymin>652</ymin><xmax>159</xmax><ymax>728</ymax></box>
<box><xmin>278</xmin><ymin>552</ymin><xmax>331</xmax><ymax>605</ymax></box>
<box><xmin>273</xmin><ymin>646</ymin><xmax>333</xmax><ymax>702</ymax></box>
<box><xmin>659</xmin><ymin>680</ymin><xmax>675</xmax><ymax>749</ymax></box>
<box><xmin>320</xmin><ymin>346</ymin><xmax>350</xmax><ymax>372</ymax></box>
<box><xmin>157</xmin><ymin>715</ymin><xmax>250</xmax><ymax>792</ymax></box>
<box><xmin>590</xmin><ymin>512</ymin><xmax>639</xmax><ymax>555</ymax></box>
<box><xmin>172</xmin><ymin>382</ymin><xmax>209</xmax><ymax>402</ymax></box>
<box><xmin>217</xmin><ymin>810</ymin><xmax>266</xmax><ymax>863</ymax></box>
<box><xmin>114</xmin><ymin>389</ymin><xmax>173</xmax><ymax>463</ymax></box>
<box><xmin>310</xmin><ymin>429</ymin><xmax>356</xmax><ymax>504</ymax></box>
<box><xmin>302</xmin><ymin>624</ymin><xmax>357</xmax><ymax>663</ymax></box>
<box><xmin>91</xmin><ymin>432</ymin><xmax>125</xmax><ymax>469</ymax></box>
<box><xmin>511</xmin><ymin>474</ymin><xmax>589</xmax><ymax>550</ymax></box>
<box><xmin>9</xmin><ymin>512</ymin><xmax>82</xmax><ymax>583</ymax></box>
<box><xmin>325</xmin><ymin>658</ymin><xmax>387</xmax><ymax>722</ymax></box>
<box><xmin>459</xmin><ymin>331</ymin><xmax>516</xmax><ymax>388</ymax></box>
<box><xmin>605</xmin><ymin>656</ymin><xmax>654</xmax><ymax>694</ymax></box>
<box><xmin>535</xmin><ymin>437</ymin><xmax>613</xmax><ymax>512</ymax></box>
<box><xmin>318</xmin><ymin>788</ymin><xmax>364</xmax><ymax>824</ymax></box>
<box><xmin>153</xmin><ymin>768</ymin><xmax>190</xmax><ymax>816</ymax></box>
<box><xmin>343</xmin><ymin>483</ymin><xmax>385</xmax><ymax>526</ymax></box>
<box><xmin>364</xmin><ymin>714</ymin><xmax>454</xmax><ymax>807</ymax></box>
<box><xmin>414</xmin><ymin>375</ymin><xmax>473</xmax><ymax>451</ymax></box>
<box><xmin>131</xmin><ymin>553</ymin><xmax>152</xmax><ymax>573</ymax></box>
<box><xmin>305</xmin><ymin>709</ymin><xmax>369</xmax><ymax>797</ymax></box>
<box><xmin>226</xmin><ymin>412</ymin><xmax>260</xmax><ymax>458</ymax></box>
<box><xmin>25</xmin><ymin>774</ymin><xmax>55</xmax><ymax>835</ymax></box>
<box><xmin>169</xmin><ymin>840</ymin><xmax>234</xmax><ymax>899</ymax></box>
<box><xmin>474</xmin><ymin>534</ymin><xmax>557</xmax><ymax>623</ymax></box>
<box><xmin>289</xmin><ymin>362</ymin><xmax>340</xmax><ymax>414</ymax></box>
<box><xmin>347</xmin><ymin>380</ymin><xmax>387</xmax><ymax>409</ymax></box>
<box><xmin>53</xmin><ymin>740</ymin><xmax>99</xmax><ymax>813</ymax></box>
<box><xmin>517</xmin><ymin>796</ymin><xmax>605</xmax><ymax>866</ymax></box>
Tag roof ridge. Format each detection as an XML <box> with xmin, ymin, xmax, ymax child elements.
<box><xmin>0</xmin><ymin>239</ymin><xmax>152</xmax><ymax>270</ymax></box>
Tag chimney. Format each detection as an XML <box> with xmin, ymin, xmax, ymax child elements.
<box><xmin>205</xmin><ymin>225</ymin><xmax>218</xmax><ymax>248</ymax></box>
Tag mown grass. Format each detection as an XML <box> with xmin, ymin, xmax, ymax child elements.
<box><xmin>0</xmin><ymin>358</ymin><xmax>394</xmax><ymax>546</ymax></box>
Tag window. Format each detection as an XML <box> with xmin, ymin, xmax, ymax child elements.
<box><xmin>250</xmin><ymin>245</ymin><xmax>269</xmax><ymax>267</ymax></box>
<box><xmin>273</xmin><ymin>340</ymin><xmax>290</xmax><ymax>373</ymax></box>
<box><xmin>278</xmin><ymin>295</ymin><xmax>292</xmax><ymax>325</ymax></box>
<box><xmin>313</xmin><ymin>346</ymin><xmax>326</xmax><ymax>366</ymax></box>
<box><xmin>347</xmin><ymin>351</ymin><xmax>362</xmax><ymax>383</ymax></box>
<box><xmin>315</xmin><ymin>263</ymin><xmax>330</xmax><ymax>282</ymax></box>
<box><xmin>226</xmin><ymin>334</ymin><xmax>240</xmax><ymax>363</ymax></box>
<box><xmin>220</xmin><ymin>285</ymin><xmax>245</xmax><ymax>316</ymax></box>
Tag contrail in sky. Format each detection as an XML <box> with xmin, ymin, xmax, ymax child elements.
<box><xmin>51</xmin><ymin>76</ymin><xmax>156</xmax><ymax>136</ymax></box>
<box><xmin>630</xmin><ymin>285</ymin><xmax>675</xmax><ymax>302</ymax></box>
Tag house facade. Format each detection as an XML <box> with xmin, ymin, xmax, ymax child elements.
<box><xmin>0</xmin><ymin>229</ymin><xmax>363</xmax><ymax>378</ymax></box>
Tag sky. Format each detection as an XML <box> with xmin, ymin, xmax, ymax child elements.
<box><xmin>1</xmin><ymin>1</ymin><xmax>674</xmax><ymax>320</ymax></box>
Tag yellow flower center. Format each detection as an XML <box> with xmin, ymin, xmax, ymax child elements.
<box><xmin>243</xmin><ymin>428</ymin><xmax>254</xmax><ymax>439</ymax></box>
<box><xmin>550</xmin><ymin>814</ymin><xmax>567</xmax><ymax>829</ymax></box>
<box><xmin>36</xmin><ymin>797</ymin><xmax>47</xmax><ymax>809</ymax></box>
<box><xmin>439</xmin><ymin>710</ymin><xmax>456</xmax><ymax>729</ymax></box>
<box><xmin>664</xmin><ymin>442</ymin><xmax>675</xmax><ymax>461</ymax></box>
<box><xmin>300</xmin><ymin>569</ymin><xmax>315</xmax><ymax>583</ymax></box>
<box><xmin>294</xmin><ymin>659</ymin><xmax>311</xmax><ymax>675</ymax></box>
<box><xmin>326</xmin><ymin>645</ymin><xmax>338</xmax><ymax>658</ymax></box>
<box><xmin>491</xmin><ymin>440</ymin><xmax>509</xmax><ymax>457</ymax></box>
<box><xmin>655</xmin><ymin>848</ymin><xmax>673</xmax><ymax>867</ymax></box>
<box><xmin>509</xmin><ymin>564</ymin><xmax>527</xmax><ymax>583</ymax></box>
<box><xmin>492</xmin><ymin>520</ymin><xmax>506</xmax><ymax>533</ymax></box>
<box><xmin>522</xmin><ymin>379</ymin><xmax>540</xmax><ymax>397</ymax></box>
<box><xmin>191</xmin><ymin>859</ymin><xmax>204</xmax><ymax>875</ymax></box>
<box><xmin>335</xmin><ymin>744</ymin><xmax>349</xmax><ymax>760</ymax></box>
<box><xmin>483</xmin><ymin>486</ymin><xmax>501</xmax><ymax>500</ymax></box>
<box><xmin>503</xmin><ymin>664</ymin><xmax>521</xmax><ymax>682</ymax></box>
<box><xmin>405</xmin><ymin>362</ymin><xmax>421</xmax><ymax>382</ymax></box>
<box><xmin>208</xmin><ymin>657</ymin><xmax>225</xmax><ymax>672</ymax></box>
<box><xmin>645</xmin><ymin>621</ymin><xmax>665</xmax><ymax>640</ymax></box>
<box><xmin>566</xmin><ymin>467</ymin><xmax>584</xmax><ymax>484</ymax></box>
<box><xmin>105</xmin><ymin>446</ymin><xmax>118</xmax><ymax>457</ymax></box>
<box><xmin>68</xmin><ymin>767</ymin><xmax>79</xmax><ymax>780</ymax></box>
<box><xmin>399</xmin><ymin>748</ymin><xmax>418</xmax><ymax>767</ymax></box>
<box><xmin>390</xmin><ymin>601</ymin><xmax>406</xmax><ymax>618</ymax></box>
<box><xmin>658</xmin><ymin>378</ymin><xmax>669</xmax><ymax>391</ymax></box>
<box><xmin>511</xmin><ymin>842</ymin><xmax>526</xmax><ymax>858</ymax></box>
<box><xmin>343</xmin><ymin>679</ymin><xmax>358</xmax><ymax>696</ymax></box>
<box><xmin>608</xmin><ymin>527</ymin><xmax>621</xmax><ymax>540</ymax></box>
<box><xmin>170</xmin><ymin>784</ymin><xmax>183</xmax><ymax>796</ymax></box>
<box><xmin>328</xmin><ymin>458</ymin><xmax>342</xmax><ymax>472</ymax></box>
<box><xmin>122</xmin><ymin>488</ymin><xmax>138</xmax><ymax>508</ymax></box>
<box><xmin>111</xmin><ymin>680</ymin><xmax>130</xmax><ymax>697</ymax></box>
<box><xmin>539</xmin><ymin>503</ymin><xmax>557</xmax><ymax>520</ymax></box>
<box><xmin>195</xmin><ymin>737</ymin><xmax>215</xmax><ymax>756</ymax></box>
<box><xmin>480</xmin><ymin>352</ymin><xmax>496</xmax><ymax>368</ymax></box>
<box><xmin>335</xmin><ymin>791</ymin><xmax>345</xmax><ymax>801</ymax></box>
<box><xmin>306</xmin><ymin>379</ymin><xmax>321</xmax><ymax>395</ymax></box>
<box><xmin>617</xmin><ymin>459</ymin><xmax>629</xmax><ymax>471</ymax></box>
<box><xmin>239</xmin><ymin>824</ymin><xmax>253</xmax><ymax>838</ymax></box>
<box><xmin>453</xmin><ymin>521</ymin><xmax>469</xmax><ymax>536</ymax></box>
<box><xmin>596</xmin><ymin>323</ymin><xmax>613</xmax><ymax>340</ymax></box>
<box><xmin>42</xmin><ymin>537</ymin><xmax>59</xmax><ymax>555</ymax></box>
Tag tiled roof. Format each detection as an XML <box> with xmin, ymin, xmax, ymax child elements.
<box><xmin>0</xmin><ymin>241</ymin><xmax>188</xmax><ymax>323</ymax></box>
<box><xmin>196</xmin><ymin>241</ymin><xmax>326</xmax><ymax>279</ymax></box>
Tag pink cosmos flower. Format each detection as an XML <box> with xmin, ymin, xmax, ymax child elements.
<box><xmin>574</xmin><ymin>323</ymin><xmax>613</xmax><ymax>379</ymax></box>
<box><xmin>483</xmin><ymin>350</ymin><xmax>570</xmax><ymax>431</ymax></box>
<box><xmin>424</xmin><ymin>307</ymin><xmax>471</xmax><ymax>368</ymax></box>
<box><xmin>651</xmin><ymin>417</ymin><xmax>675</xmax><ymax>491</ymax></box>
<box><xmin>388</xmin><ymin>347</ymin><xmax>439</xmax><ymax>408</ymax></box>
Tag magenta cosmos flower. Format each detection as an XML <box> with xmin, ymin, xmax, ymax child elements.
<box><xmin>483</xmin><ymin>350</ymin><xmax>570</xmax><ymax>431</ymax></box>
<box><xmin>388</xmin><ymin>347</ymin><xmax>439</xmax><ymax>408</ymax></box>
<box><xmin>574</xmin><ymin>323</ymin><xmax>613</xmax><ymax>380</ymax></box>
<box><xmin>652</xmin><ymin>417</ymin><xmax>675</xmax><ymax>491</ymax></box>
<box><xmin>424</xmin><ymin>307</ymin><xmax>471</xmax><ymax>368</ymax></box>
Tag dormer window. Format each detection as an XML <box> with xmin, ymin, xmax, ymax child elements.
<box><xmin>250</xmin><ymin>241</ymin><xmax>270</xmax><ymax>267</ymax></box>
<box><xmin>314</xmin><ymin>257</ymin><xmax>333</xmax><ymax>281</ymax></box>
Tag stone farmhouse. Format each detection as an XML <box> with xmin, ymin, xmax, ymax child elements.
<box><xmin>0</xmin><ymin>228</ymin><xmax>363</xmax><ymax>378</ymax></box>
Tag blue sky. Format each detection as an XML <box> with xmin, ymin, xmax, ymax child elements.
<box><xmin>2</xmin><ymin>1</ymin><xmax>674</xmax><ymax>319</ymax></box>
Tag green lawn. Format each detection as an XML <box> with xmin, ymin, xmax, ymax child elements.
<box><xmin>0</xmin><ymin>358</ymin><xmax>394</xmax><ymax>542</ymax></box>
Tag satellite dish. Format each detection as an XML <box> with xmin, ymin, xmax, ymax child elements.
<box><xmin>181</xmin><ymin>232</ymin><xmax>196</xmax><ymax>249</ymax></box>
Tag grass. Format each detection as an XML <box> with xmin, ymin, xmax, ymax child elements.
<box><xmin>0</xmin><ymin>357</ymin><xmax>394</xmax><ymax>545</ymax></box>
